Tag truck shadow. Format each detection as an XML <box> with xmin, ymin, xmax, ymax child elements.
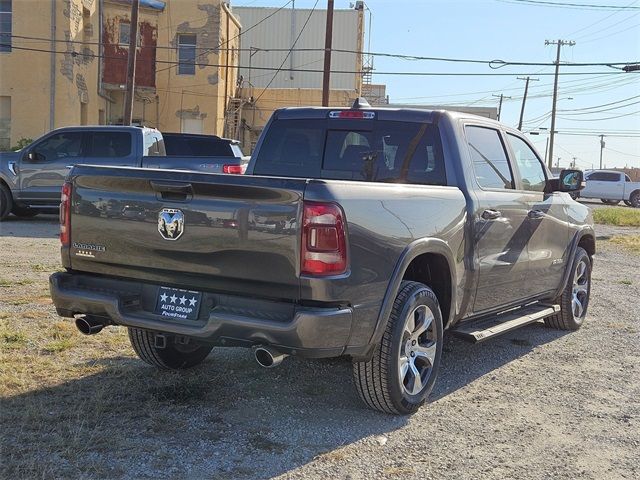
<box><xmin>0</xmin><ymin>321</ymin><xmax>567</xmax><ymax>479</ymax></box>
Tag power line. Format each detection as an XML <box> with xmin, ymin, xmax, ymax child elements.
<box><xmin>3</xmin><ymin>43</ymin><xmax>634</xmax><ymax>76</ymax></box>
<box><xmin>7</xmin><ymin>34</ymin><xmax>639</xmax><ymax>67</ymax></box>
<box><xmin>605</xmin><ymin>147</ymin><xmax>640</xmax><ymax>157</ymax></box>
<box><xmin>569</xmin><ymin>0</ymin><xmax>639</xmax><ymax>36</ymax></box>
<box><xmin>255</xmin><ymin>0</ymin><xmax>319</xmax><ymax>103</ymax></box>
<box><xmin>559</xmin><ymin>109</ymin><xmax>640</xmax><ymax>121</ymax></box>
<box><xmin>496</xmin><ymin>0</ymin><xmax>640</xmax><ymax>10</ymax></box>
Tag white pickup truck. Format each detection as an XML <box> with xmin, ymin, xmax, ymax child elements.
<box><xmin>580</xmin><ymin>170</ymin><xmax>640</xmax><ymax>207</ymax></box>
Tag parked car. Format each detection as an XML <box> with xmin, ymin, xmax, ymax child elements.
<box><xmin>579</xmin><ymin>169</ymin><xmax>640</xmax><ymax>207</ymax></box>
<box><xmin>0</xmin><ymin>126</ymin><xmax>247</xmax><ymax>220</ymax></box>
<box><xmin>49</xmin><ymin>102</ymin><xmax>594</xmax><ymax>415</ymax></box>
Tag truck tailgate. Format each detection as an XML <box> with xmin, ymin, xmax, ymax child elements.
<box><xmin>68</xmin><ymin>166</ymin><xmax>305</xmax><ymax>300</ymax></box>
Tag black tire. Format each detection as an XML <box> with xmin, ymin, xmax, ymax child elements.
<box><xmin>600</xmin><ymin>199</ymin><xmax>620</xmax><ymax>206</ymax></box>
<box><xmin>353</xmin><ymin>281</ymin><xmax>443</xmax><ymax>415</ymax></box>
<box><xmin>11</xmin><ymin>205</ymin><xmax>39</xmax><ymax>218</ymax></box>
<box><xmin>128</xmin><ymin>327</ymin><xmax>213</xmax><ymax>369</ymax></box>
<box><xmin>545</xmin><ymin>247</ymin><xmax>591</xmax><ymax>331</ymax></box>
<box><xmin>630</xmin><ymin>191</ymin><xmax>640</xmax><ymax>208</ymax></box>
<box><xmin>0</xmin><ymin>183</ymin><xmax>12</xmax><ymax>221</ymax></box>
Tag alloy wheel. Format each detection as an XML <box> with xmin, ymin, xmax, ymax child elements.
<box><xmin>399</xmin><ymin>304</ymin><xmax>437</xmax><ymax>396</ymax></box>
<box><xmin>572</xmin><ymin>258</ymin><xmax>590</xmax><ymax>319</ymax></box>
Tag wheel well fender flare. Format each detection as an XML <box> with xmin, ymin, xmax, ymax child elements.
<box><xmin>553</xmin><ymin>226</ymin><xmax>595</xmax><ymax>299</ymax></box>
<box><xmin>368</xmin><ymin>238</ymin><xmax>457</xmax><ymax>351</ymax></box>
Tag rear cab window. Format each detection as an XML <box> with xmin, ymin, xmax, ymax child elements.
<box><xmin>253</xmin><ymin>115</ymin><xmax>446</xmax><ymax>185</ymax></box>
<box><xmin>86</xmin><ymin>131</ymin><xmax>132</xmax><ymax>158</ymax></box>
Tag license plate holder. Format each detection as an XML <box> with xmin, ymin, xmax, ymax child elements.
<box><xmin>154</xmin><ymin>287</ymin><xmax>202</xmax><ymax>321</ymax></box>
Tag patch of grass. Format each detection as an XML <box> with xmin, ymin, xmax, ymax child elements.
<box><xmin>0</xmin><ymin>279</ymin><xmax>36</xmax><ymax>288</ymax></box>
<box><xmin>1</xmin><ymin>327</ymin><xmax>27</xmax><ymax>349</ymax></box>
<box><xmin>51</xmin><ymin>321</ymin><xmax>75</xmax><ymax>340</ymax></box>
<box><xmin>9</xmin><ymin>299</ymin><xmax>32</xmax><ymax>306</ymax></box>
<box><xmin>31</xmin><ymin>264</ymin><xmax>54</xmax><ymax>272</ymax></box>
<box><xmin>618</xmin><ymin>279</ymin><xmax>633</xmax><ymax>285</ymax></box>
<box><xmin>382</xmin><ymin>466</ymin><xmax>415</xmax><ymax>476</ymax></box>
<box><xmin>593</xmin><ymin>207</ymin><xmax>640</xmax><ymax>227</ymax></box>
<box><xmin>43</xmin><ymin>338</ymin><xmax>76</xmax><ymax>353</ymax></box>
<box><xmin>608</xmin><ymin>235</ymin><xmax>640</xmax><ymax>254</ymax></box>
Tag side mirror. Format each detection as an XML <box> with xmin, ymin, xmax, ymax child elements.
<box><xmin>558</xmin><ymin>169</ymin><xmax>584</xmax><ymax>192</ymax></box>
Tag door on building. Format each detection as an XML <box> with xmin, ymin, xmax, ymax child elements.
<box><xmin>181</xmin><ymin>118</ymin><xmax>203</xmax><ymax>134</ymax></box>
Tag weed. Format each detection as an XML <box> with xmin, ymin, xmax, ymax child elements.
<box><xmin>618</xmin><ymin>279</ymin><xmax>632</xmax><ymax>285</ymax></box>
<box><xmin>43</xmin><ymin>338</ymin><xmax>76</xmax><ymax>353</ymax></box>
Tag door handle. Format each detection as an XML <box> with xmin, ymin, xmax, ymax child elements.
<box><xmin>528</xmin><ymin>209</ymin><xmax>545</xmax><ymax>219</ymax></box>
<box><xmin>150</xmin><ymin>181</ymin><xmax>193</xmax><ymax>194</ymax></box>
<box><xmin>481</xmin><ymin>209</ymin><xmax>502</xmax><ymax>220</ymax></box>
<box><xmin>65</xmin><ymin>165</ymin><xmax>74</xmax><ymax>169</ymax></box>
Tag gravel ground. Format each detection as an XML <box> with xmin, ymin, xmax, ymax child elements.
<box><xmin>0</xmin><ymin>212</ymin><xmax>638</xmax><ymax>479</ymax></box>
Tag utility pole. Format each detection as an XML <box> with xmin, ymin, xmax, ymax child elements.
<box><xmin>123</xmin><ymin>0</ymin><xmax>140</xmax><ymax>125</ymax></box>
<box><xmin>517</xmin><ymin>76</ymin><xmax>539</xmax><ymax>130</ymax></box>
<box><xmin>492</xmin><ymin>94</ymin><xmax>511</xmax><ymax>121</ymax></box>
<box><xmin>321</xmin><ymin>0</ymin><xmax>335</xmax><ymax>107</ymax></box>
<box><xmin>545</xmin><ymin>39</ymin><xmax>575</xmax><ymax>168</ymax></box>
<box><xmin>599</xmin><ymin>134</ymin><xmax>605</xmax><ymax>169</ymax></box>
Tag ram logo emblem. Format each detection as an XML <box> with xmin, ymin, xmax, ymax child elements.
<box><xmin>158</xmin><ymin>208</ymin><xmax>184</xmax><ymax>241</ymax></box>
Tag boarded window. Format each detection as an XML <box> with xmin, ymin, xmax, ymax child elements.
<box><xmin>178</xmin><ymin>34</ymin><xmax>197</xmax><ymax>75</ymax></box>
<box><xmin>0</xmin><ymin>0</ymin><xmax>11</xmax><ymax>53</ymax></box>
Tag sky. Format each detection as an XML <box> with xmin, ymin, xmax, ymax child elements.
<box><xmin>232</xmin><ymin>0</ymin><xmax>640</xmax><ymax>170</ymax></box>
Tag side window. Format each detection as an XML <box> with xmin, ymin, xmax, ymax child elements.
<box><xmin>507</xmin><ymin>133</ymin><xmax>547</xmax><ymax>192</ymax></box>
<box><xmin>144</xmin><ymin>133</ymin><xmax>163</xmax><ymax>156</ymax></box>
<box><xmin>32</xmin><ymin>132</ymin><xmax>84</xmax><ymax>161</ymax></box>
<box><xmin>602</xmin><ymin>172</ymin><xmax>621</xmax><ymax>182</ymax></box>
<box><xmin>587</xmin><ymin>172</ymin><xmax>604</xmax><ymax>181</ymax></box>
<box><xmin>465</xmin><ymin>126</ymin><xmax>514</xmax><ymax>190</ymax></box>
<box><xmin>87</xmin><ymin>132</ymin><xmax>132</xmax><ymax>158</ymax></box>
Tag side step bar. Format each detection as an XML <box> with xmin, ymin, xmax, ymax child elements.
<box><xmin>451</xmin><ymin>304</ymin><xmax>560</xmax><ymax>343</ymax></box>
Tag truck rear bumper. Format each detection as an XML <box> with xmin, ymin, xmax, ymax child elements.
<box><xmin>49</xmin><ymin>272</ymin><xmax>352</xmax><ymax>358</ymax></box>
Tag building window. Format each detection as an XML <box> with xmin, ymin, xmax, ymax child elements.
<box><xmin>0</xmin><ymin>0</ymin><xmax>11</xmax><ymax>53</ymax></box>
<box><xmin>178</xmin><ymin>34</ymin><xmax>197</xmax><ymax>75</ymax></box>
<box><xmin>119</xmin><ymin>21</ymin><xmax>140</xmax><ymax>46</ymax></box>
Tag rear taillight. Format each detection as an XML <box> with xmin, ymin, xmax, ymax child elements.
<box><xmin>223</xmin><ymin>164</ymin><xmax>245</xmax><ymax>174</ymax></box>
<box><xmin>60</xmin><ymin>182</ymin><xmax>71</xmax><ymax>246</ymax></box>
<box><xmin>301</xmin><ymin>201</ymin><xmax>347</xmax><ymax>276</ymax></box>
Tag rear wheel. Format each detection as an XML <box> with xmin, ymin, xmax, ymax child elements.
<box><xmin>630</xmin><ymin>191</ymin><xmax>640</xmax><ymax>208</ymax></box>
<box><xmin>600</xmin><ymin>199</ymin><xmax>620</xmax><ymax>205</ymax></box>
<box><xmin>353</xmin><ymin>281</ymin><xmax>443</xmax><ymax>415</ymax></box>
<box><xmin>128</xmin><ymin>327</ymin><xmax>213</xmax><ymax>369</ymax></box>
<box><xmin>0</xmin><ymin>184</ymin><xmax>12</xmax><ymax>221</ymax></box>
<box><xmin>545</xmin><ymin>247</ymin><xmax>591</xmax><ymax>331</ymax></box>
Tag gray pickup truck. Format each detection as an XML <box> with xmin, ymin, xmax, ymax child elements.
<box><xmin>0</xmin><ymin>126</ymin><xmax>247</xmax><ymax>220</ymax></box>
<box><xmin>49</xmin><ymin>102</ymin><xmax>594</xmax><ymax>415</ymax></box>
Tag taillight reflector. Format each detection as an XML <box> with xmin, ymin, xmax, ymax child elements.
<box><xmin>223</xmin><ymin>164</ymin><xmax>245</xmax><ymax>174</ymax></box>
<box><xmin>301</xmin><ymin>201</ymin><xmax>347</xmax><ymax>276</ymax></box>
<box><xmin>60</xmin><ymin>182</ymin><xmax>72</xmax><ymax>246</ymax></box>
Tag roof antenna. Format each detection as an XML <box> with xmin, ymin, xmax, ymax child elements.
<box><xmin>351</xmin><ymin>97</ymin><xmax>371</xmax><ymax>109</ymax></box>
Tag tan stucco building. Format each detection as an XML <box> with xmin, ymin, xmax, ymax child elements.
<box><xmin>0</xmin><ymin>0</ymin><xmax>240</xmax><ymax>149</ymax></box>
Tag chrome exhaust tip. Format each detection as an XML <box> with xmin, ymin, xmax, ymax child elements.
<box><xmin>254</xmin><ymin>346</ymin><xmax>288</xmax><ymax>368</ymax></box>
<box><xmin>75</xmin><ymin>316</ymin><xmax>104</xmax><ymax>335</ymax></box>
